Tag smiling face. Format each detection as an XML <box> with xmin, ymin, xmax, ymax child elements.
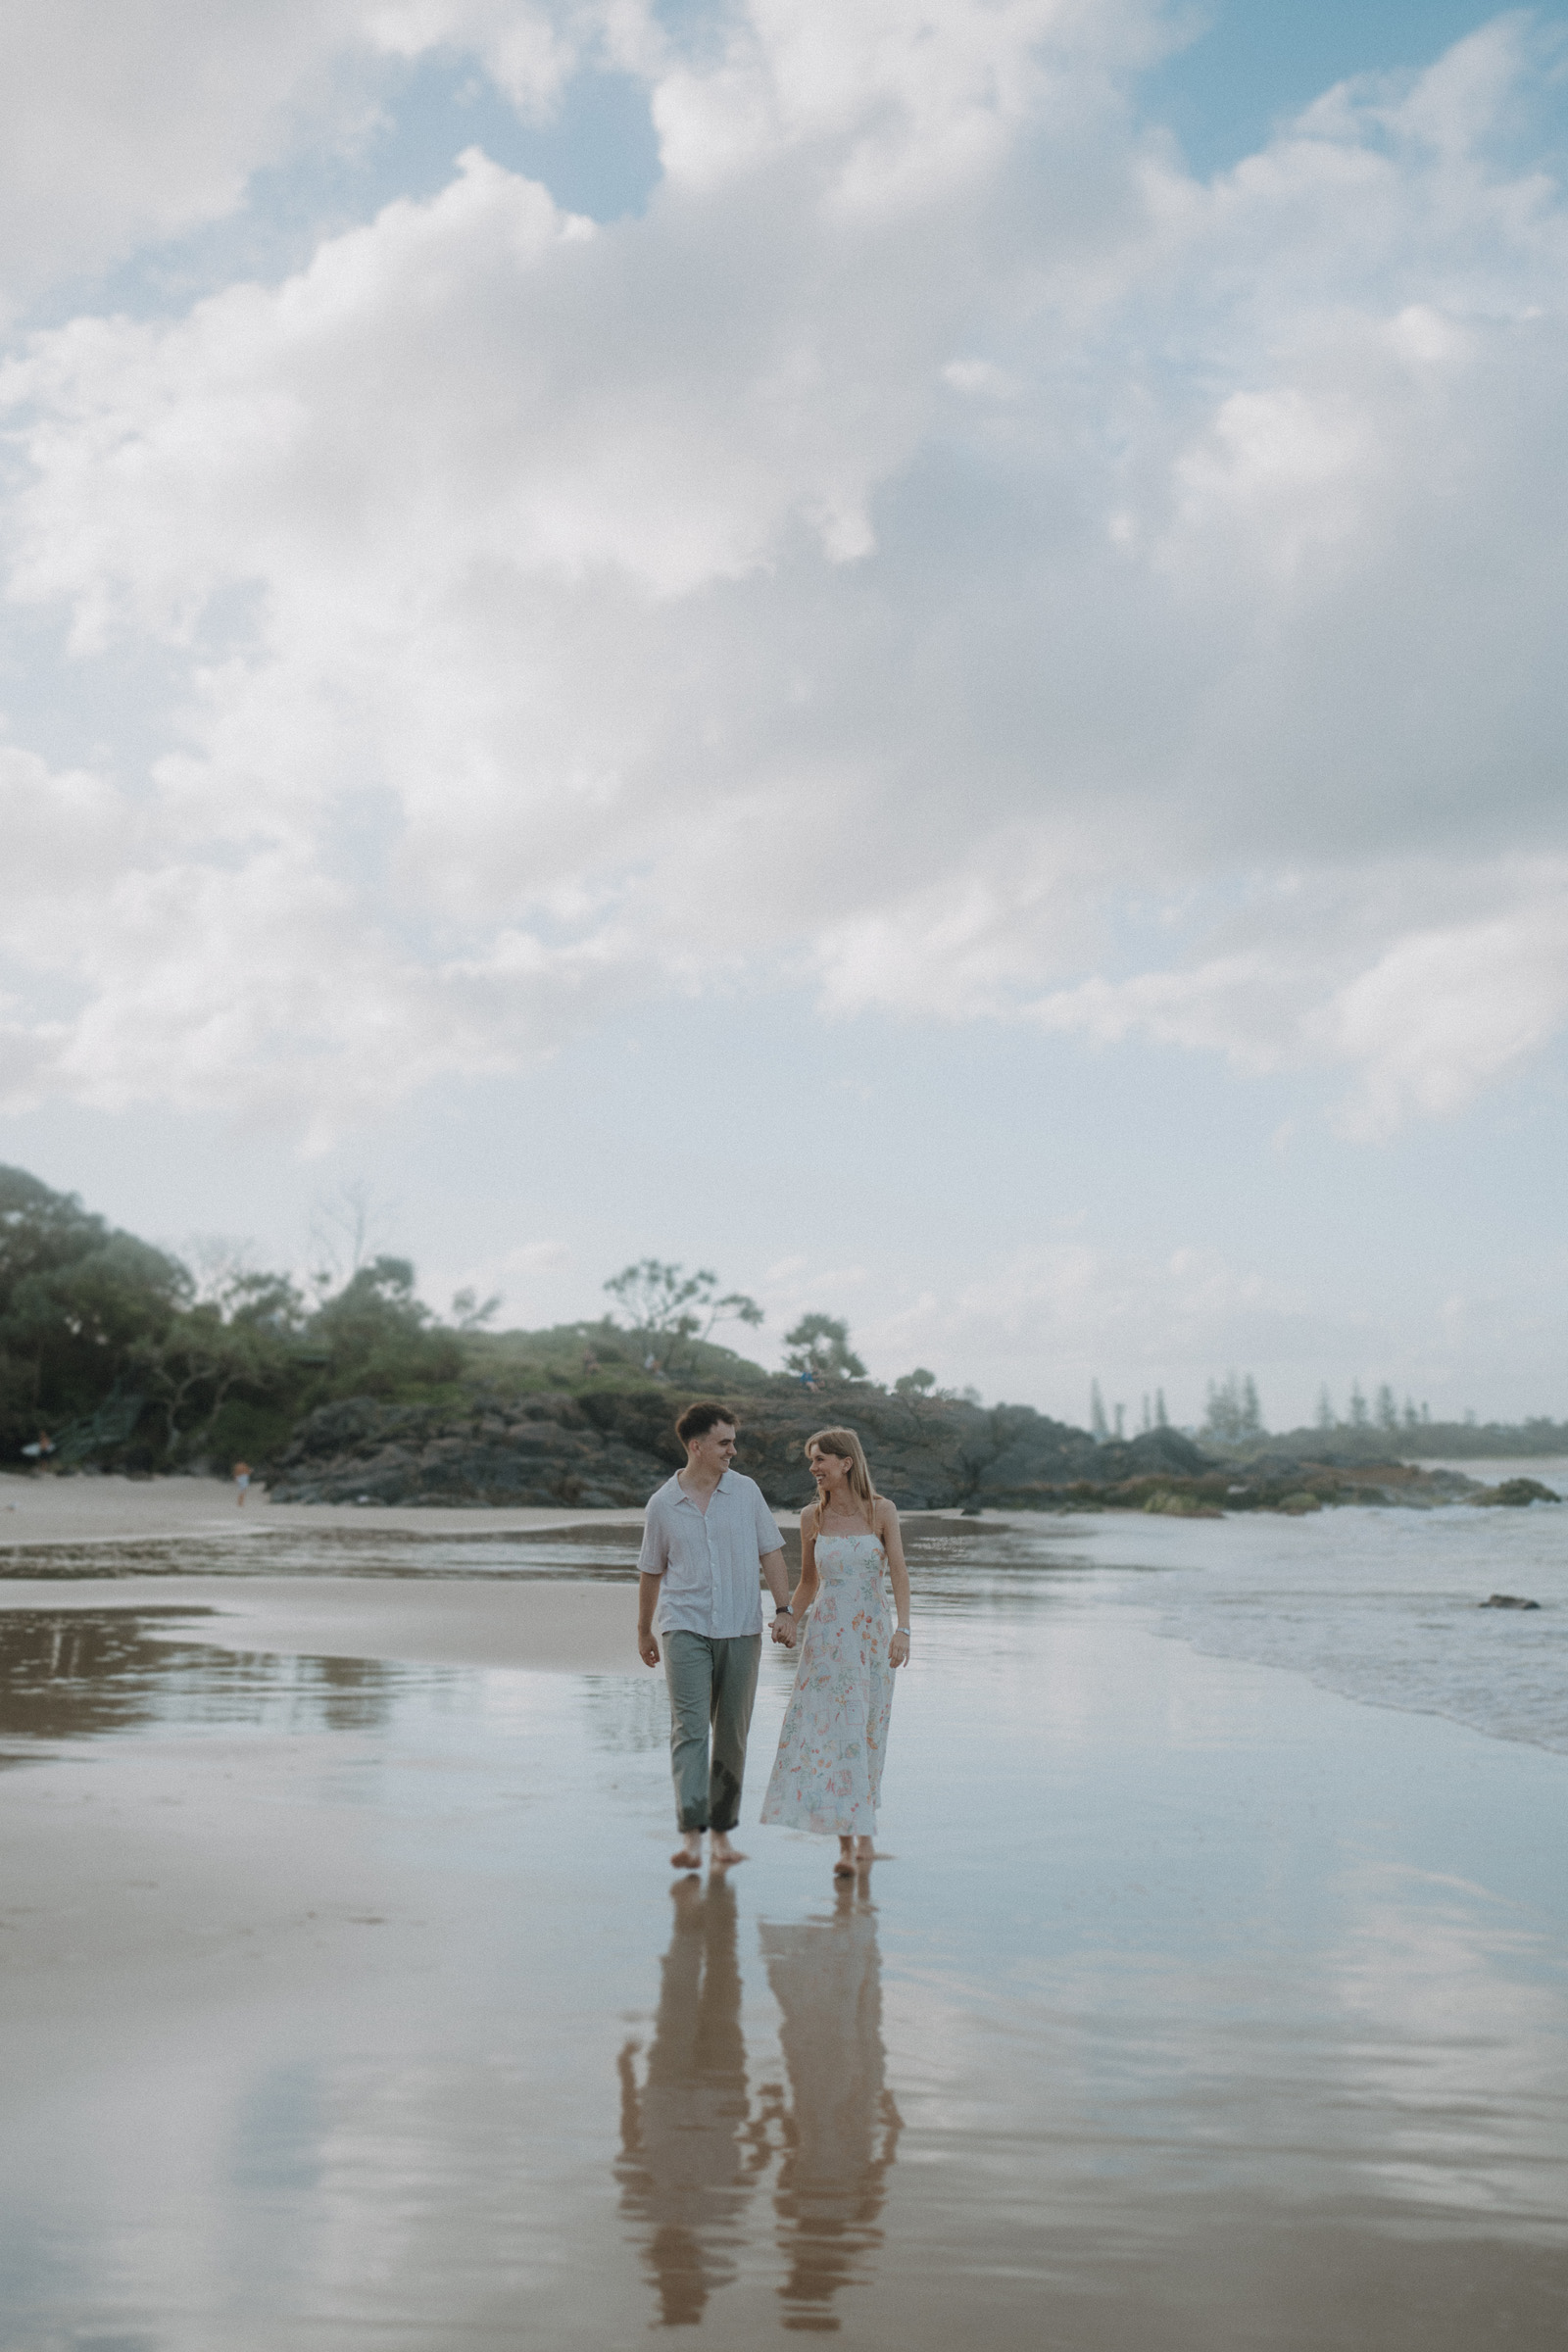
<box><xmin>687</xmin><ymin>1421</ymin><xmax>737</xmax><ymax>1478</ymax></box>
<box><xmin>807</xmin><ymin>1441</ymin><xmax>851</xmax><ymax>1494</ymax></box>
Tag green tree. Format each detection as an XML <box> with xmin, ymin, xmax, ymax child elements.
<box><xmin>450</xmin><ymin>1287</ymin><xmax>503</xmax><ymax>1331</ymax></box>
<box><xmin>0</xmin><ymin>1164</ymin><xmax>192</xmax><ymax>1454</ymax></box>
<box><xmin>783</xmin><ymin>1314</ymin><xmax>865</xmax><ymax>1383</ymax></box>
<box><xmin>1348</xmin><ymin>1381</ymin><xmax>1369</xmax><ymax>1428</ymax></box>
<box><xmin>128</xmin><ymin>1305</ymin><xmax>289</xmax><ymax>1453</ymax></box>
<box><xmin>1315</xmin><ymin>1385</ymin><xmax>1336</xmax><ymax>1431</ymax></box>
<box><xmin>308</xmin><ymin>1256</ymin><xmax>464</xmax><ymax>1397</ymax></box>
<box><xmin>1202</xmin><ymin>1372</ymin><xmax>1265</xmax><ymax>1444</ymax></box>
<box><xmin>1375</xmin><ymin>1383</ymin><xmax>1398</xmax><ymax>1432</ymax></box>
<box><xmin>603</xmin><ymin>1260</ymin><xmax>763</xmax><ymax>1362</ymax></box>
<box><xmin>894</xmin><ymin>1367</ymin><xmax>936</xmax><ymax>1396</ymax></box>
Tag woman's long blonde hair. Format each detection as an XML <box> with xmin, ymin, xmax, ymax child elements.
<box><xmin>805</xmin><ymin>1426</ymin><xmax>879</xmax><ymax>1532</ymax></box>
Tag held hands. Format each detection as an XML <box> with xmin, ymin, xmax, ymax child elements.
<box><xmin>770</xmin><ymin>1611</ymin><xmax>797</xmax><ymax>1647</ymax></box>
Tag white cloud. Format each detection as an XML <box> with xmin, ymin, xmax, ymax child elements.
<box><xmin>0</xmin><ymin>1</ymin><xmax>368</xmax><ymax>315</ymax></box>
<box><xmin>1</xmin><ymin>5</ymin><xmax>1567</xmax><ymax>1139</ymax></box>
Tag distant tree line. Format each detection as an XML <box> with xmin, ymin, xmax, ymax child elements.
<box><xmin>1085</xmin><ymin>1366</ymin><xmax>1566</xmax><ymax>1458</ymax></box>
<box><xmin>0</xmin><ymin>1192</ymin><xmax>895</xmax><ymax>1474</ymax></box>
<box><xmin>0</xmin><ymin>1164</ymin><xmax>469</xmax><ymax>1473</ymax></box>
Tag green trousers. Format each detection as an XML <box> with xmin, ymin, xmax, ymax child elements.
<box><xmin>662</xmin><ymin>1631</ymin><xmax>761</xmax><ymax>1834</ymax></box>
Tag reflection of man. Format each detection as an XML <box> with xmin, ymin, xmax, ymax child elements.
<box><xmin>616</xmin><ymin>1876</ymin><xmax>763</xmax><ymax>2328</ymax></box>
<box><xmin>637</xmin><ymin>1402</ymin><xmax>795</xmax><ymax>1872</ymax></box>
<box><xmin>760</xmin><ymin>1884</ymin><xmax>902</xmax><ymax>2328</ymax></box>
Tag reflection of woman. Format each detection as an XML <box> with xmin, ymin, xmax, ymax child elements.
<box><xmin>760</xmin><ymin>1883</ymin><xmax>901</xmax><ymax>2327</ymax></box>
<box><xmin>615</xmin><ymin>1877</ymin><xmax>763</xmax><ymax>2328</ymax></box>
<box><xmin>760</xmin><ymin>1428</ymin><xmax>911</xmax><ymax>1876</ymax></box>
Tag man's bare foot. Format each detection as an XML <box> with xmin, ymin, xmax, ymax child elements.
<box><xmin>834</xmin><ymin>1838</ymin><xmax>857</xmax><ymax>1877</ymax></box>
<box><xmin>709</xmin><ymin>1836</ymin><xmax>748</xmax><ymax>1868</ymax></box>
<box><xmin>670</xmin><ymin>1838</ymin><xmax>704</xmax><ymax>1871</ymax></box>
<box><xmin>853</xmin><ymin>1837</ymin><xmax>876</xmax><ymax>1869</ymax></box>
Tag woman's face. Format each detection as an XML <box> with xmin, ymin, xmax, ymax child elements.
<box><xmin>808</xmin><ymin>1444</ymin><xmax>850</xmax><ymax>1492</ymax></box>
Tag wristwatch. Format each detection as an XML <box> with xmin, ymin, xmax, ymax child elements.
<box><xmin>774</xmin><ymin>1606</ymin><xmax>794</xmax><ymax>1617</ymax></box>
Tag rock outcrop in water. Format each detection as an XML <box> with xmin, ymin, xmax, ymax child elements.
<box><xmin>1469</xmin><ymin>1478</ymin><xmax>1562</xmax><ymax>1507</ymax></box>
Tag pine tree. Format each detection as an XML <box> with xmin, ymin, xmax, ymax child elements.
<box><xmin>1375</xmin><ymin>1383</ymin><xmax>1397</xmax><ymax>1432</ymax></box>
<box><xmin>1154</xmin><ymin>1389</ymin><xmax>1168</xmax><ymax>1428</ymax></box>
<box><xmin>1348</xmin><ymin>1381</ymin><xmax>1369</xmax><ymax>1428</ymax></box>
<box><xmin>1315</xmin><ymin>1385</ymin><xmax>1335</xmax><ymax>1431</ymax></box>
<box><xmin>1090</xmin><ymin>1381</ymin><xmax>1108</xmax><ymax>1441</ymax></box>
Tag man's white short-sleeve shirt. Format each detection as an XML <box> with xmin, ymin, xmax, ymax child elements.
<box><xmin>638</xmin><ymin>1470</ymin><xmax>784</xmax><ymax>1638</ymax></box>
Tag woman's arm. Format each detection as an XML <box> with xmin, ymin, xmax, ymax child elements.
<box><xmin>791</xmin><ymin>1505</ymin><xmax>821</xmax><ymax>1619</ymax></box>
<box><xmin>878</xmin><ymin>1500</ymin><xmax>911</xmax><ymax>1666</ymax></box>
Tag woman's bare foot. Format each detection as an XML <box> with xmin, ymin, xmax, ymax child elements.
<box><xmin>670</xmin><ymin>1836</ymin><xmax>704</xmax><ymax>1871</ymax></box>
<box><xmin>710</xmin><ymin>1833</ymin><xmax>747</xmax><ymax>1868</ymax></box>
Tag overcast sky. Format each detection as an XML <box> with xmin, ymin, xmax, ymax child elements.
<box><xmin>2</xmin><ymin>0</ymin><xmax>1566</xmax><ymax>1431</ymax></box>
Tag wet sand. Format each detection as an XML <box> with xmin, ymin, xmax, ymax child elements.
<box><xmin>0</xmin><ymin>1571</ymin><xmax>640</xmax><ymax>1672</ymax></box>
<box><xmin>1</xmin><ymin>1533</ymin><xmax>1565</xmax><ymax>2346</ymax></box>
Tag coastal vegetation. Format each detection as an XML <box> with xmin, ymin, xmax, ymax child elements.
<box><xmin>3</xmin><ymin>1165</ymin><xmax>1564</xmax><ymax>1494</ymax></box>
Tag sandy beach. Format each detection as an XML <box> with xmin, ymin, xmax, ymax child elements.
<box><xmin>1</xmin><ymin>1488</ymin><xmax>1564</xmax><ymax>2347</ymax></box>
<box><xmin>0</xmin><ymin>1469</ymin><xmax>649</xmax><ymax>1549</ymax></box>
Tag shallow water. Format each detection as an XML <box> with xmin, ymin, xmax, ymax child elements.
<box><xmin>1063</xmin><ymin>1499</ymin><xmax>1568</xmax><ymax>1757</ymax></box>
<box><xmin>1</xmin><ymin>1514</ymin><xmax>1566</xmax><ymax>2347</ymax></box>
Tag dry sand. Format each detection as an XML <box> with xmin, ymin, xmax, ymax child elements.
<box><xmin>0</xmin><ymin>1470</ymin><xmax>646</xmax><ymax>1549</ymax></box>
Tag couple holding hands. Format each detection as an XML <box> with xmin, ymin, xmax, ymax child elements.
<box><xmin>636</xmin><ymin>1401</ymin><xmax>911</xmax><ymax>1877</ymax></box>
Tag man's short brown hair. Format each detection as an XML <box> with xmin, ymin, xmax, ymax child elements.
<box><xmin>675</xmin><ymin>1400</ymin><xmax>738</xmax><ymax>1446</ymax></box>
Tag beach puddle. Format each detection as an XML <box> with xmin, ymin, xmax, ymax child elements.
<box><xmin>0</xmin><ymin>1606</ymin><xmax>404</xmax><ymax>1747</ymax></box>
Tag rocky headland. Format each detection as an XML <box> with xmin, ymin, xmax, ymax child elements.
<box><xmin>264</xmin><ymin>1387</ymin><xmax>1523</xmax><ymax>1515</ymax></box>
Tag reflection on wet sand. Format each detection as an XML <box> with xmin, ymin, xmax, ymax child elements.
<box><xmin>0</xmin><ymin>1608</ymin><xmax>399</xmax><ymax>1743</ymax></box>
<box><xmin>617</xmin><ymin>1876</ymin><xmax>765</xmax><ymax>2325</ymax></box>
<box><xmin>761</xmin><ymin>1884</ymin><xmax>901</xmax><ymax>2332</ymax></box>
<box><xmin>617</xmin><ymin>1878</ymin><xmax>899</xmax><ymax>2331</ymax></box>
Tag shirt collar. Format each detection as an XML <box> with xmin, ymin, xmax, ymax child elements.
<box><xmin>673</xmin><ymin>1468</ymin><xmax>734</xmax><ymax>1507</ymax></box>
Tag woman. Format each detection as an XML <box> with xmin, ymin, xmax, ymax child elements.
<box><xmin>760</xmin><ymin>1428</ymin><xmax>911</xmax><ymax>1875</ymax></box>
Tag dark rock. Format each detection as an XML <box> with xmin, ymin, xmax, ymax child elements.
<box><xmin>268</xmin><ymin>1385</ymin><xmax>1231</xmax><ymax>1512</ymax></box>
<box><xmin>269</xmin><ymin>1391</ymin><xmax>674</xmax><ymax>1508</ymax></box>
<box><xmin>1480</xmin><ymin>1593</ymin><xmax>1542</xmax><ymax>1609</ymax></box>
<box><xmin>1470</xmin><ymin>1479</ymin><xmax>1562</xmax><ymax>1507</ymax></box>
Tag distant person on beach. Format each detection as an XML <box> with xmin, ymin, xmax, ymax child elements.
<box><xmin>232</xmin><ymin>1461</ymin><xmax>251</xmax><ymax>1507</ymax></box>
<box><xmin>637</xmin><ymin>1402</ymin><xmax>796</xmax><ymax>1872</ymax></box>
<box><xmin>21</xmin><ymin>1431</ymin><xmax>55</xmax><ymax>1472</ymax></box>
<box><xmin>760</xmin><ymin>1428</ymin><xmax>910</xmax><ymax>1877</ymax></box>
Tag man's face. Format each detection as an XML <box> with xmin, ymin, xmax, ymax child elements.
<box><xmin>688</xmin><ymin>1422</ymin><xmax>737</xmax><ymax>1477</ymax></box>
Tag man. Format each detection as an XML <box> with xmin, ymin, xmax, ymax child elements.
<box><xmin>638</xmin><ymin>1401</ymin><xmax>795</xmax><ymax>1871</ymax></box>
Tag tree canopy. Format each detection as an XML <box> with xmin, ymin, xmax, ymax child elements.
<box><xmin>783</xmin><ymin>1313</ymin><xmax>865</xmax><ymax>1383</ymax></box>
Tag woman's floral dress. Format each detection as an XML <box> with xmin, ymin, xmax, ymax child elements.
<box><xmin>760</xmin><ymin>1532</ymin><xmax>895</xmax><ymax>1836</ymax></box>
